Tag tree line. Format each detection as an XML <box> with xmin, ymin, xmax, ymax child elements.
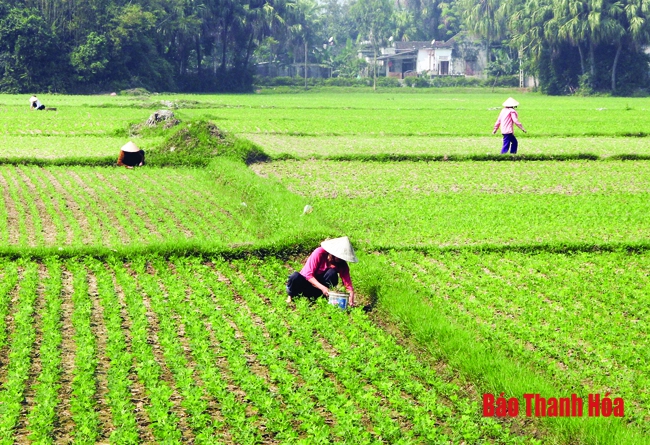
<box><xmin>0</xmin><ymin>0</ymin><xmax>648</xmax><ymax>94</ymax></box>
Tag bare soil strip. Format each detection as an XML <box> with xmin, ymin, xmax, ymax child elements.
<box><xmin>40</xmin><ymin>170</ymin><xmax>93</xmax><ymax>245</ymax></box>
<box><xmin>86</xmin><ymin>271</ymin><xmax>116</xmax><ymax>442</ymax></box>
<box><xmin>27</xmin><ymin>169</ymin><xmax>75</xmax><ymax>245</ymax></box>
<box><xmin>110</xmin><ymin>269</ymin><xmax>156</xmax><ymax>443</ymax></box>
<box><xmin>0</xmin><ymin>168</ymin><xmax>22</xmax><ymax>244</ymax></box>
<box><xmin>131</xmin><ymin>263</ymin><xmax>195</xmax><ymax>443</ymax></box>
<box><xmin>52</xmin><ymin>268</ymin><xmax>76</xmax><ymax>443</ymax></box>
<box><xmin>15</xmin><ymin>168</ymin><xmax>57</xmax><ymax>245</ymax></box>
<box><xmin>13</xmin><ymin>265</ymin><xmax>47</xmax><ymax>444</ymax></box>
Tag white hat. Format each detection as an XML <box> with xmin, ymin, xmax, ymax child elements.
<box><xmin>503</xmin><ymin>97</ymin><xmax>519</xmax><ymax>107</ymax></box>
<box><xmin>321</xmin><ymin>236</ymin><xmax>359</xmax><ymax>263</ymax></box>
<box><xmin>29</xmin><ymin>96</ymin><xmax>37</xmax><ymax>104</ymax></box>
<box><xmin>121</xmin><ymin>141</ymin><xmax>140</xmax><ymax>153</ymax></box>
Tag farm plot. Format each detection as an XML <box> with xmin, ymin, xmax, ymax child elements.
<box><xmin>0</xmin><ymin>107</ymin><xmax>155</xmax><ymax>136</ymax></box>
<box><xmin>0</xmin><ymin>135</ymin><xmax>164</xmax><ymax>160</ymax></box>
<box><xmin>243</xmin><ymin>134</ymin><xmax>650</xmax><ymax>158</ymax></box>
<box><xmin>0</xmin><ymin>257</ymin><xmax>537</xmax><ymax>444</ymax></box>
<box><xmin>189</xmin><ymin>93</ymin><xmax>650</xmax><ymax>138</ymax></box>
<box><xmin>252</xmin><ymin>160</ymin><xmax>650</xmax><ymax>248</ymax></box>
<box><xmin>355</xmin><ymin>249</ymin><xmax>650</xmax><ymax>436</ymax></box>
<box><xmin>0</xmin><ymin>163</ymin><xmax>313</xmax><ymax>249</ymax></box>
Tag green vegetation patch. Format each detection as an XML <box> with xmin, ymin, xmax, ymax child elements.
<box><xmin>354</xmin><ymin>249</ymin><xmax>650</xmax><ymax>443</ymax></box>
<box><xmin>253</xmin><ymin>160</ymin><xmax>650</xmax><ymax>248</ymax></box>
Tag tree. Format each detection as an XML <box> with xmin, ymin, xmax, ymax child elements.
<box><xmin>351</xmin><ymin>0</ymin><xmax>394</xmax><ymax>90</ymax></box>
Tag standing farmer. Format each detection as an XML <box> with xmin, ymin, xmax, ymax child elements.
<box><xmin>493</xmin><ymin>97</ymin><xmax>527</xmax><ymax>154</ymax></box>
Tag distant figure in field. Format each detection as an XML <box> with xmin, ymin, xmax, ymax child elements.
<box><xmin>117</xmin><ymin>141</ymin><xmax>145</xmax><ymax>169</ymax></box>
<box><xmin>286</xmin><ymin>236</ymin><xmax>358</xmax><ymax>307</ymax></box>
<box><xmin>29</xmin><ymin>95</ymin><xmax>45</xmax><ymax>110</ymax></box>
<box><xmin>493</xmin><ymin>97</ymin><xmax>527</xmax><ymax>154</ymax></box>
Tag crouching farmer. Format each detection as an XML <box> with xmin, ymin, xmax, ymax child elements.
<box><xmin>286</xmin><ymin>236</ymin><xmax>358</xmax><ymax>307</ymax></box>
<box><xmin>117</xmin><ymin>141</ymin><xmax>145</xmax><ymax>168</ymax></box>
<box><xmin>29</xmin><ymin>95</ymin><xmax>46</xmax><ymax>110</ymax></box>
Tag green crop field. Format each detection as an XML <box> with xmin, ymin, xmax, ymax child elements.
<box><xmin>0</xmin><ymin>90</ymin><xmax>648</xmax><ymax>445</ymax></box>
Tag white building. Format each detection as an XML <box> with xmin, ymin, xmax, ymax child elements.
<box><xmin>371</xmin><ymin>34</ymin><xmax>488</xmax><ymax>79</ymax></box>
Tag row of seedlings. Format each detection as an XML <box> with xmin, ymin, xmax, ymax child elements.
<box><xmin>0</xmin><ymin>261</ymin><xmax>19</xmax><ymax>350</ymax></box>
<box><xmin>67</xmin><ymin>261</ymin><xmax>101</xmax><ymax>442</ymax></box>
<box><xmin>25</xmin><ymin>259</ymin><xmax>63</xmax><ymax>443</ymax></box>
<box><xmin>0</xmin><ymin>262</ymin><xmax>40</xmax><ymax>443</ymax></box>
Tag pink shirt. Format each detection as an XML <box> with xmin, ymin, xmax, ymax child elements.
<box><xmin>300</xmin><ymin>247</ymin><xmax>353</xmax><ymax>292</ymax></box>
<box><xmin>493</xmin><ymin>108</ymin><xmax>525</xmax><ymax>135</ymax></box>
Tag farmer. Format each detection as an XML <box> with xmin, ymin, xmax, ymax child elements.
<box><xmin>29</xmin><ymin>95</ymin><xmax>45</xmax><ymax>110</ymax></box>
<box><xmin>286</xmin><ymin>236</ymin><xmax>358</xmax><ymax>307</ymax></box>
<box><xmin>492</xmin><ymin>97</ymin><xmax>527</xmax><ymax>154</ymax></box>
<box><xmin>117</xmin><ymin>141</ymin><xmax>145</xmax><ymax>168</ymax></box>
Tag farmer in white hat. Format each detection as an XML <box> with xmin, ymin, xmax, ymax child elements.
<box><xmin>492</xmin><ymin>97</ymin><xmax>527</xmax><ymax>154</ymax></box>
<box><xmin>29</xmin><ymin>95</ymin><xmax>45</xmax><ymax>110</ymax></box>
<box><xmin>117</xmin><ymin>141</ymin><xmax>145</xmax><ymax>168</ymax></box>
<box><xmin>286</xmin><ymin>236</ymin><xmax>359</xmax><ymax>306</ymax></box>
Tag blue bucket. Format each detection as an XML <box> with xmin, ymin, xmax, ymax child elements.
<box><xmin>328</xmin><ymin>292</ymin><xmax>349</xmax><ymax>310</ymax></box>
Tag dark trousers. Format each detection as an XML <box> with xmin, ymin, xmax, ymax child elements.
<box><xmin>501</xmin><ymin>133</ymin><xmax>518</xmax><ymax>154</ymax></box>
<box><xmin>286</xmin><ymin>269</ymin><xmax>339</xmax><ymax>298</ymax></box>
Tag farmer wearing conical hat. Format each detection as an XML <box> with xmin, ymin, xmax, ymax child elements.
<box><xmin>492</xmin><ymin>97</ymin><xmax>527</xmax><ymax>154</ymax></box>
<box><xmin>117</xmin><ymin>141</ymin><xmax>145</xmax><ymax>169</ymax></box>
<box><xmin>286</xmin><ymin>236</ymin><xmax>359</xmax><ymax>306</ymax></box>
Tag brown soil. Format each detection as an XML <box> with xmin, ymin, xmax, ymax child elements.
<box><xmin>0</xmin><ymin>169</ymin><xmax>23</xmax><ymax>245</ymax></box>
<box><xmin>15</xmin><ymin>168</ymin><xmax>58</xmax><ymax>245</ymax></box>
<box><xmin>5</xmin><ymin>168</ymin><xmax>37</xmax><ymax>246</ymax></box>
<box><xmin>40</xmin><ymin>169</ymin><xmax>93</xmax><ymax>245</ymax></box>
<box><xmin>86</xmin><ymin>271</ymin><xmax>116</xmax><ymax>442</ymax></box>
<box><xmin>52</xmin><ymin>268</ymin><xmax>77</xmax><ymax>443</ymax></box>
<box><xmin>26</xmin><ymin>168</ymin><xmax>75</xmax><ymax>245</ymax></box>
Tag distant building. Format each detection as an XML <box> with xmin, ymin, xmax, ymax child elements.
<box><xmin>361</xmin><ymin>33</ymin><xmax>488</xmax><ymax>79</ymax></box>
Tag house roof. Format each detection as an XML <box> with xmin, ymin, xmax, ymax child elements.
<box><xmin>394</xmin><ymin>39</ymin><xmax>454</xmax><ymax>50</ymax></box>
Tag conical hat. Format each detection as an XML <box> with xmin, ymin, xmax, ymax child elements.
<box><xmin>121</xmin><ymin>141</ymin><xmax>140</xmax><ymax>153</ymax></box>
<box><xmin>321</xmin><ymin>236</ymin><xmax>359</xmax><ymax>263</ymax></box>
<box><xmin>502</xmin><ymin>97</ymin><xmax>519</xmax><ymax>107</ymax></box>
